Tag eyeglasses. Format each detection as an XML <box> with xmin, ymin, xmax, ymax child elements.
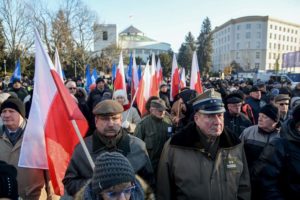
<box><xmin>279</xmin><ymin>103</ymin><xmax>289</xmax><ymax>106</ymax></box>
<box><xmin>101</xmin><ymin>185</ymin><xmax>135</xmax><ymax>200</ymax></box>
<box><xmin>68</xmin><ymin>87</ymin><xmax>77</xmax><ymax>90</ymax></box>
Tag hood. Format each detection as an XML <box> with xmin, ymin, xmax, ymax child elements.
<box><xmin>281</xmin><ymin>119</ymin><xmax>300</xmax><ymax>143</ymax></box>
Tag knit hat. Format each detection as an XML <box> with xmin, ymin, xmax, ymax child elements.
<box><xmin>0</xmin><ymin>161</ymin><xmax>18</xmax><ymax>200</ymax></box>
<box><xmin>96</xmin><ymin>77</ymin><xmax>105</xmax><ymax>84</ymax></box>
<box><xmin>260</xmin><ymin>104</ymin><xmax>280</xmax><ymax>123</ymax></box>
<box><xmin>92</xmin><ymin>152</ymin><xmax>135</xmax><ymax>193</ymax></box>
<box><xmin>292</xmin><ymin>104</ymin><xmax>300</xmax><ymax>126</ymax></box>
<box><xmin>113</xmin><ymin>89</ymin><xmax>129</xmax><ymax>105</ymax></box>
<box><xmin>0</xmin><ymin>97</ymin><xmax>26</xmax><ymax>118</ymax></box>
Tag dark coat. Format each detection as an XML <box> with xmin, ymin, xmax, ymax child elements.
<box><xmin>252</xmin><ymin>119</ymin><xmax>300</xmax><ymax>199</ymax></box>
<box><xmin>63</xmin><ymin>129</ymin><xmax>154</xmax><ymax>196</ymax></box>
<box><xmin>245</xmin><ymin>97</ymin><xmax>261</xmax><ymax>124</ymax></box>
<box><xmin>224</xmin><ymin>111</ymin><xmax>252</xmax><ymax>138</ymax></box>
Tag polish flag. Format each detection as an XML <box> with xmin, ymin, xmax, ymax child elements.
<box><xmin>190</xmin><ymin>51</ymin><xmax>203</xmax><ymax>94</ymax></box>
<box><xmin>156</xmin><ymin>58</ymin><xmax>163</xmax><ymax>86</ymax></box>
<box><xmin>114</xmin><ymin>52</ymin><xmax>127</xmax><ymax>94</ymax></box>
<box><xmin>180</xmin><ymin>68</ymin><xmax>186</xmax><ymax>89</ymax></box>
<box><xmin>150</xmin><ymin>53</ymin><xmax>159</xmax><ymax>97</ymax></box>
<box><xmin>18</xmin><ymin>30</ymin><xmax>88</xmax><ymax>195</ymax></box>
<box><xmin>136</xmin><ymin>61</ymin><xmax>151</xmax><ymax>116</ymax></box>
<box><xmin>131</xmin><ymin>51</ymin><xmax>139</xmax><ymax>98</ymax></box>
<box><xmin>170</xmin><ymin>54</ymin><xmax>180</xmax><ymax>101</ymax></box>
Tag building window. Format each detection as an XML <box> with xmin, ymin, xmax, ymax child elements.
<box><xmin>257</xmin><ymin>32</ymin><xmax>261</xmax><ymax>39</ymax></box>
<box><xmin>269</xmin><ymin>52</ymin><xmax>272</xmax><ymax>59</ymax></box>
<box><xmin>291</xmin><ymin>37</ymin><xmax>293</xmax><ymax>42</ymax></box>
<box><xmin>102</xmin><ymin>31</ymin><xmax>108</xmax><ymax>40</ymax></box>
<box><xmin>273</xmin><ymin>53</ymin><xmax>276</xmax><ymax>59</ymax></box>
<box><xmin>256</xmin><ymin>42</ymin><xmax>261</xmax><ymax>48</ymax></box>
<box><xmin>246</xmin><ymin>24</ymin><xmax>251</xmax><ymax>29</ymax></box>
<box><xmin>257</xmin><ymin>24</ymin><xmax>261</xmax><ymax>29</ymax></box>
<box><xmin>295</xmin><ymin>38</ymin><xmax>297</xmax><ymax>43</ymax></box>
<box><xmin>237</xmin><ymin>25</ymin><xmax>240</xmax><ymax>30</ymax></box>
<box><xmin>237</xmin><ymin>33</ymin><xmax>240</xmax><ymax>39</ymax></box>
<box><xmin>269</xmin><ymin>43</ymin><xmax>272</xmax><ymax>49</ymax></box>
<box><xmin>279</xmin><ymin>35</ymin><xmax>281</xmax><ymax>40</ymax></box>
<box><xmin>256</xmin><ymin>52</ymin><xmax>260</xmax><ymax>59</ymax></box>
<box><xmin>283</xmin><ymin>35</ymin><xmax>285</xmax><ymax>41</ymax></box>
<box><xmin>270</xmin><ymin>24</ymin><xmax>273</xmax><ymax>29</ymax></box>
<box><xmin>236</xmin><ymin>52</ymin><xmax>240</xmax><ymax>59</ymax></box>
<box><xmin>236</xmin><ymin>42</ymin><xmax>240</xmax><ymax>49</ymax></box>
<box><xmin>287</xmin><ymin>36</ymin><xmax>289</xmax><ymax>42</ymax></box>
<box><xmin>255</xmin><ymin>63</ymin><xmax>260</xmax><ymax>69</ymax></box>
<box><xmin>278</xmin><ymin>44</ymin><xmax>280</xmax><ymax>50</ymax></box>
<box><xmin>275</xmin><ymin>25</ymin><xmax>277</xmax><ymax>30</ymax></box>
<box><xmin>246</xmin><ymin>32</ymin><xmax>251</xmax><ymax>39</ymax></box>
<box><xmin>283</xmin><ymin>27</ymin><xmax>286</xmax><ymax>32</ymax></box>
<box><xmin>291</xmin><ymin>29</ymin><xmax>294</xmax><ymax>34</ymax></box>
<box><xmin>288</xmin><ymin>28</ymin><xmax>290</xmax><ymax>33</ymax></box>
<box><xmin>246</xmin><ymin>42</ymin><xmax>251</xmax><ymax>49</ymax></box>
<box><xmin>274</xmin><ymin>43</ymin><xmax>276</xmax><ymax>49</ymax></box>
<box><xmin>279</xmin><ymin>26</ymin><xmax>281</xmax><ymax>31</ymax></box>
<box><xmin>270</xmin><ymin>33</ymin><xmax>272</xmax><ymax>39</ymax></box>
<box><xmin>274</xmin><ymin>34</ymin><xmax>277</xmax><ymax>39</ymax></box>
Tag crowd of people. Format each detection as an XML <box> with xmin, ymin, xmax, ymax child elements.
<box><xmin>0</xmin><ymin>74</ymin><xmax>300</xmax><ymax>200</ymax></box>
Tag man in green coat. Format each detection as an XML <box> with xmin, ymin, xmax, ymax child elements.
<box><xmin>135</xmin><ymin>99</ymin><xmax>173</xmax><ymax>178</ymax></box>
<box><xmin>157</xmin><ymin>89</ymin><xmax>251</xmax><ymax>200</ymax></box>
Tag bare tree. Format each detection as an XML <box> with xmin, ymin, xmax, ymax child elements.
<box><xmin>0</xmin><ymin>0</ymin><xmax>33</xmax><ymax>65</ymax></box>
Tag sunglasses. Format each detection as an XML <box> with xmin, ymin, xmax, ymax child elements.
<box><xmin>68</xmin><ymin>87</ymin><xmax>77</xmax><ymax>90</ymax></box>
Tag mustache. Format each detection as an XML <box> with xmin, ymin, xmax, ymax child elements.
<box><xmin>103</xmin><ymin>125</ymin><xmax>121</xmax><ymax>132</ymax></box>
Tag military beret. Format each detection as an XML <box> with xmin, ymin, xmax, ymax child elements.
<box><xmin>189</xmin><ymin>88</ymin><xmax>225</xmax><ymax>114</ymax></box>
<box><xmin>275</xmin><ymin>94</ymin><xmax>290</xmax><ymax>102</ymax></box>
<box><xmin>93</xmin><ymin>100</ymin><xmax>124</xmax><ymax>116</ymax></box>
<box><xmin>150</xmin><ymin>99</ymin><xmax>167</xmax><ymax>111</ymax></box>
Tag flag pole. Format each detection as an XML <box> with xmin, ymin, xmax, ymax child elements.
<box><xmin>71</xmin><ymin>120</ymin><xmax>95</xmax><ymax>169</ymax></box>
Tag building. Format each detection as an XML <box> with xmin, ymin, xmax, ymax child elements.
<box><xmin>212</xmin><ymin>16</ymin><xmax>300</xmax><ymax>73</ymax></box>
<box><xmin>94</xmin><ymin>24</ymin><xmax>171</xmax><ymax>61</ymax></box>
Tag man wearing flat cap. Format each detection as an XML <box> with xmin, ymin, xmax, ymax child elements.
<box><xmin>157</xmin><ymin>89</ymin><xmax>251</xmax><ymax>200</ymax></box>
<box><xmin>245</xmin><ymin>86</ymin><xmax>262</xmax><ymax>124</ymax></box>
<box><xmin>63</xmin><ymin>100</ymin><xmax>154</xmax><ymax>196</ymax></box>
<box><xmin>224</xmin><ymin>92</ymin><xmax>252</xmax><ymax>138</ymax></box>
<box><xmin>0</xmin><ymin>97</ymin><xmax>57</xmax><ymax>199</ymax></box>
<box><xmin>135</xmin><ymin>98</ymin><xmax>172</xmax><ymax>179</ymax></box>
<box><xmin>274</xmin><ymin>94</ymin><xmax>290</xmax><ymax>123</ymax></box>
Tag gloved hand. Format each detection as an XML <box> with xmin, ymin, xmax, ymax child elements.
<box><xmin>122</xmin><ymin>121</ymin><xmax>130</xmax><ymax>129</ymax></box>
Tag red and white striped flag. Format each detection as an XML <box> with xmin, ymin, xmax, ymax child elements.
<box><xmin>180</xmin><ymin>67</ymin><xmax>186</xmax><ymax>89</ymax></box>
<box><xmin>18</xmin><ymin>30</ymin><xmax>88</xmax><ymax>195</ymax></box>
<box><xmin>170</xmin><ymin>54</ymin><xmax>180</xmax><ymax>101</ymax></box>
<box><xmin>150</xmin><ymin>53</ymin><xmax>159</xmax><ymax>97</ymax></box>
<box><xmin>190</xmin><ymin>51</ymin><xmax>203</xmax><ymax>94</ymax></box>
<box><xmin>131</xmin><ymin>51</ymin><xmax>139</xmax><ymax>98</ymax></box>
<box><xmin>156</xmin><ymin>58</ymin><xmax>163</xmax><ymax>86</ymax></box>
<box><xmin>136</xmin><ymin>61</ymin><xmax>151</xmax><ymax>116</ymax></box>
<box><xmin>114</xmin><ymin>52</ymin><xmax>127</xmax><ymax>94</ymax></box>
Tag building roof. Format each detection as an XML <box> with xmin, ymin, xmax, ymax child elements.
<box><xmin>120</xmin><ymin>25</ymin><xmax>143</xmax><ymax>35</ymax></box>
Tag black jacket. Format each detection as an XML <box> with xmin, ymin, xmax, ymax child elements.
<box><xmin>224</xmin><ymin>111</ymin><xmax>252</xmax><ymax>138</ymax></box>
<box><xmin>252</xmin><ymin>119</ymin><xmax>300</xmax><ymax>199</ymax></box>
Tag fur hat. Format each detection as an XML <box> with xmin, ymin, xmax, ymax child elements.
<box><xmin>92</xmin><ymin>152</ymin><xmax>135</xmax><ymax>193</ymax></box>
<box><xmin>0</xmin><ymin>97</ymin><xmax>25</xmax><ymax>118</ymax></box>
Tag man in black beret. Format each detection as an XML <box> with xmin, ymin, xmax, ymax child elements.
<box><xmin>63</xmin><ymin>100</ymin><xmax>154</xmax><ymax>196</ymax></box>
<box><xmin>224</xmin><ymin>92</ymin><xmax>252</xmax><ymax>138</ymax></box>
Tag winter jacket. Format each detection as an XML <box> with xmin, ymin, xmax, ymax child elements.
<box><xmin>252</xmin><ymin>119</ymin><xmax>300</xmax><ymax>199</ymax></box>
<box><xmin>86</xmin><ymin>87</ymin><xmax>112</xmax><ymax>110</ymax></box>
<box><xmin>245</xmin><ymin>97</ymin><xmax>261</xmax><ymax>124</ymax></box>
<box><xmin>240</xmin><ymin>125</ymin><xmax>280</xmax><ymax>170</ymax></box>
<box><xmin>63</xmin><ymin>129</ymin><xmax>154</xmax><ymax>196</ymax></box>
<box><xmin>135</xmin><ymin>114</ymin><xmax>172</xmax><ymax>176</ymax></box>
<box><xmin>0</xmin><ymin>124</ymin><xmax>58</xmax><ymax>200</ymax></box>
<box><xmin>157</xmin><ymin>122</ymin><xmax>251</xmax><ymax>200</ymax></box>
<box><xmin>122</xmin><ymin>107</ymin><xmax>141</xmax><ymax>134</ymax></box>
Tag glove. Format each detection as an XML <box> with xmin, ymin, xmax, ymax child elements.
<box><xmin>122</xmin><ymin>121</ymin><xmax>130</xmax><ymax>129</ymax></box>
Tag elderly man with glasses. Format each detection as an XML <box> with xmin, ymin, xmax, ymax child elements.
<box><xmin>274</xmin><ymin>94</ymin><xmax>290</xmax><ymax>123</ymax></box>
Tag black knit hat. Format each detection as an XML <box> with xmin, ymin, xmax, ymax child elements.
<box><xmin>260</xmin><ymin>104</ymin><xmax>280</xmax><ymax>122</ymax></box>
<box><xmin>292</xmin><ymin>104</ymin><xmax>300</xmax><ymax>126</ymax></box>
<box><xmin>96</xmin><ymin>77</ymin><xmax>105</xmax><ymax>84</ymax></box>
<box><xmin>0</xmin><ymin>97</ymin><xmax>26</xmax><ymax>118</ymax></box>
<box><xmin>0</xmin><ymin>161</ymin><xmax>18</xmax><ymax>200</ymax></box>
<box><xmin>92</xmin><ymin>152</ymin><xmax>135</xmax><ymax>193</ymax></box>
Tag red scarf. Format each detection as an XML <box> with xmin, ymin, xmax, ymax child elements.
<box><xmin>123</xmin><ymin>103</ymin><xmax>131</xmax><ymax>111</ymax></box>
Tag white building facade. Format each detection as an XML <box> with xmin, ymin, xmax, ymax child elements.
<box><xmin>212</xmin><ymin>16</ymin><xmax>300</xmax><ymax>73</ymax></box>
<box><xmin>94</xmin><ymin>25</ymin><xmax>171</xmax><ymax>61</ymax></box>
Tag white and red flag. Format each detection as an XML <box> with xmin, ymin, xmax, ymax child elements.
<box><xmin>180</xmin><ymin>67</ymin><xmax>187</xmax><ymax>89</ymax></box>
<box><xmin>190</xmin><ymin>51</ymin><xmax>203</xmax><ymax>94</ymax></box>
<box><xmin>54</xmin><ymin>48</ymin><xmax>64</xmax><ymax>81</ymax></box>
<box><xmin>170</xmin><ymin>54</ymin><xmax>180</xmax><ymax>101</ymax></box>
<box><xmin>156</xmin><ymin>58</ymin><xmax>163</xmax><ymax>87</ymax></box>
<box><xmin>150</xmin><ymin>53</ymin><xmax>159</xmax><ymax>97</ymax></box>
<box><xmin>114</xmin><ymin>52</ymin><xmax>127</xmax><ymax>94</ymax></box>
<box><xmin>131</xmin><ymin>51</ymin><xmax>139</xmax><ymax>98</ymax></box>
<box><xmin>136</xmin><ymin>61</ymin><xmax>151</xmax><ymax>116</ymax></box>
<box><xmin>18</xmin><ymin>30</ymin><xmax>88</xmax><ymax>195</ymax></box>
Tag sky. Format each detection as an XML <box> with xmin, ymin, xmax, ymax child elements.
<box><xmin>82</xmin><ymin>0</ymin><xmax>300</xmax><ymax>52</ymax></box>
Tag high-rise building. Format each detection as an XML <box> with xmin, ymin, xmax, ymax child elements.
<box><xmin>212</xmin><ymin>16</ymin><xmax>300</xmax><ymax>73</ymax></box>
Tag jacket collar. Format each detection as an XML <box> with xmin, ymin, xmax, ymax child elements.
<box><xmin>92</xmin><ymin>129</ymin><xmax>131</xmax><ymax>156</ymax></box>
<box><xmin>170</xmin><ymin>122</ymin><xmax>241</xmax><ymax>149</ymax></box>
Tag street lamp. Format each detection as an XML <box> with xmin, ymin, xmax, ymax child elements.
<box><xmin>74</xmin><ymin>60</ymin><xmax>77</xmax><ymax>78</ymax></box>
<box><xmin>3</xmin><ymin>59</ymin><xmax>6</xmax><ymax>76</ymax></box>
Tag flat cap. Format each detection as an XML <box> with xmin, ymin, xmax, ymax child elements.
<box><xmin>189</xmin><ymin>88</ymin><xmax>225</xmax><ymax>114</ymax></box>
<box><xmin>150</xmin><ymin>99</ymin><xmax>167</xmax><ymax>111</ymax></box>
<box><xmin>225</xmin><ymin>93</ymin><xmax>243</xmax><ymax>104</ymax></box>
<box><xmin>93</xmin><ymin>100</ymin><xmax>124</xmax><ymax>116</ymax></box>
<box><xmin>275</xmin><ymin>94</ymin><xmax>290</xmax><ymax>102</ymax></box>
